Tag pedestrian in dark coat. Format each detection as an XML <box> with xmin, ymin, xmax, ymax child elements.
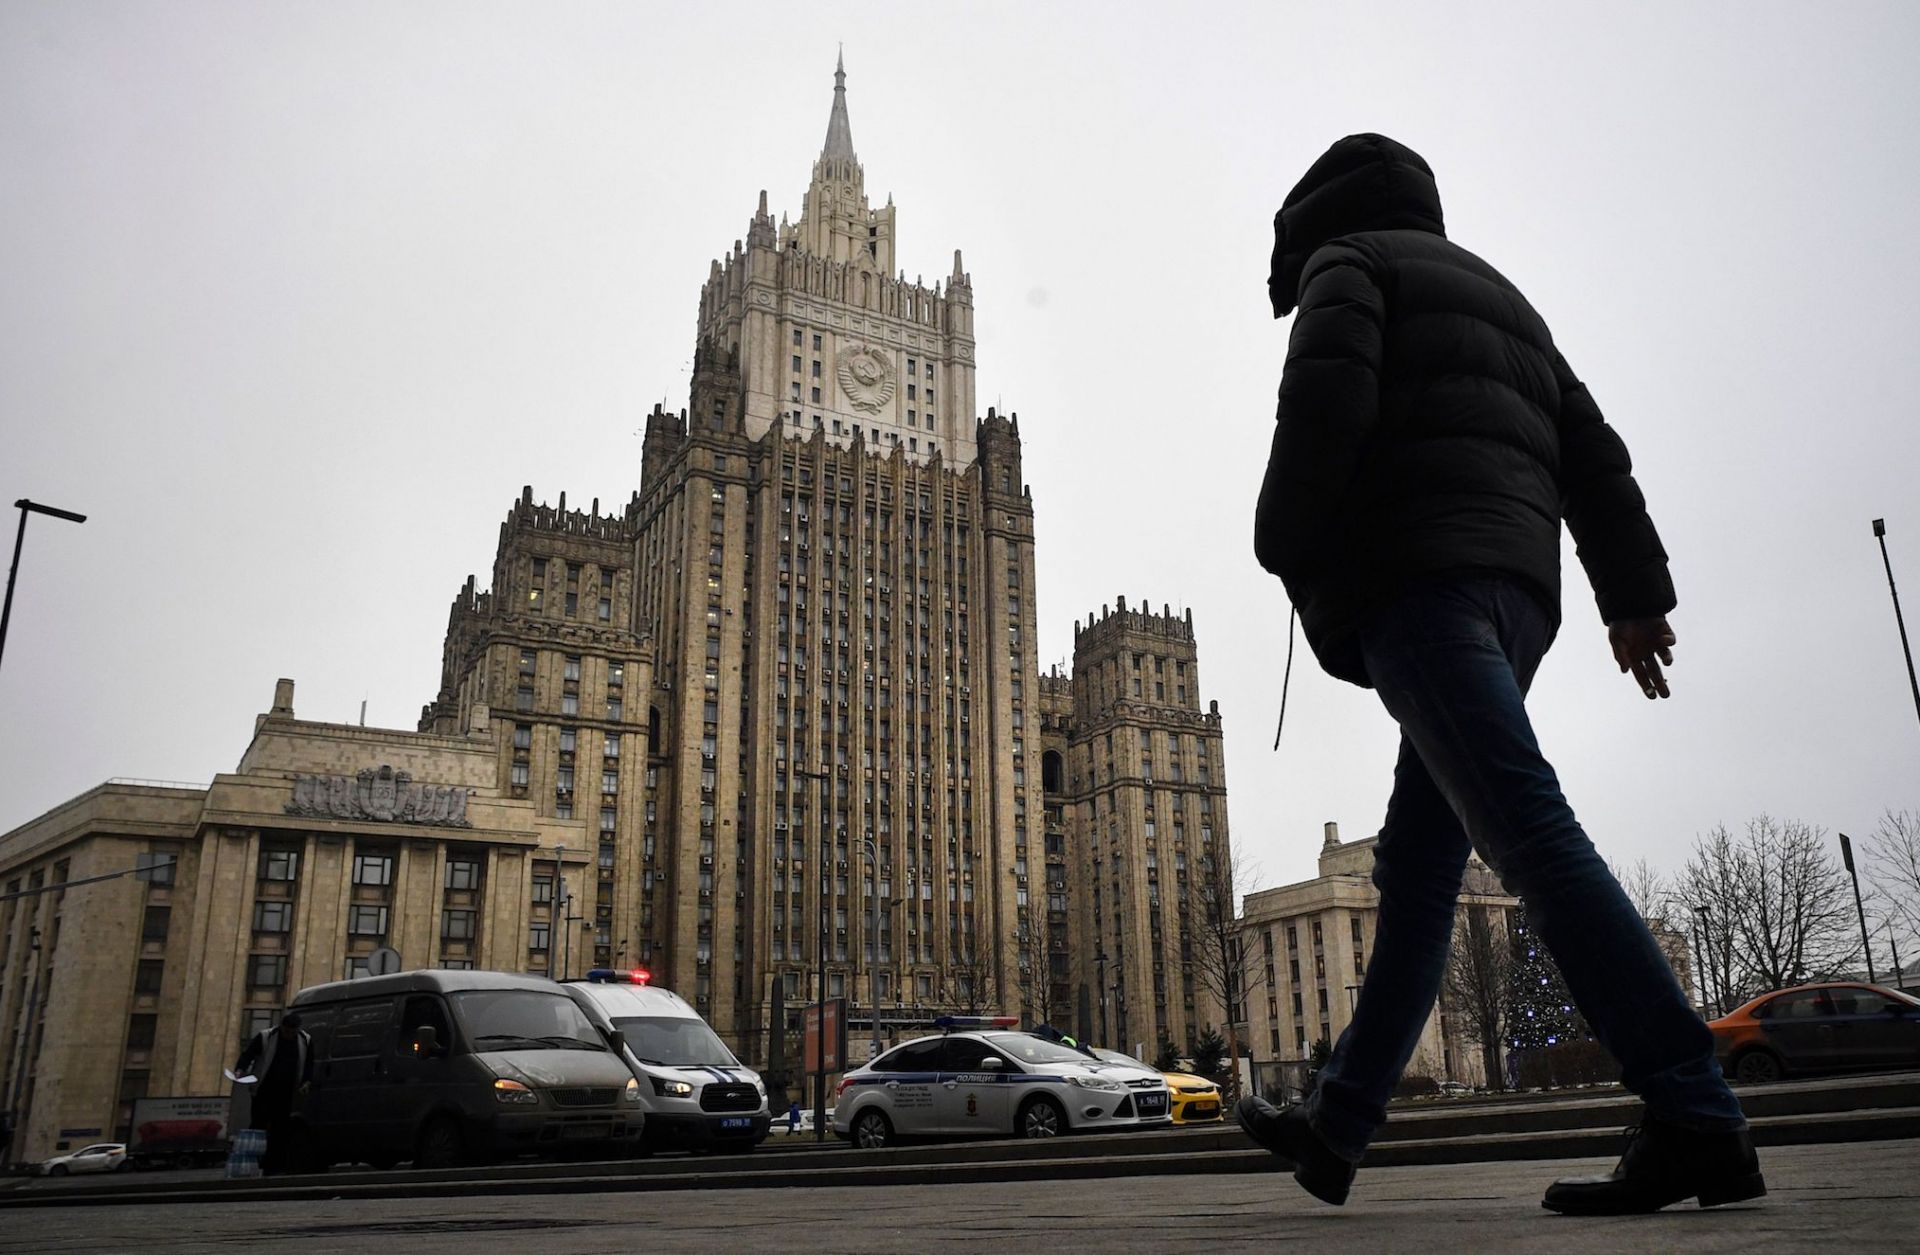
<box><xmin>233</xmin><ymin>1012</ymin><xmax>312</xmax><ymax>1175</ymax></box>
<box><xmin>1235</xmin><ymin>133</ymin><xmax>1763</xmax><ymax>1217</ymax></box>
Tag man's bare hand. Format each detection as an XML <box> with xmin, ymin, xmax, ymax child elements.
<box><xmin>1608</xmin><ymin>616</ymin><xmax>1676</xmax><ymax>699</ymax></box>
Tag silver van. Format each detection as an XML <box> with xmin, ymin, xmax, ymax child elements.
<box><xmin>563</xmin><ymin>969</ymin><xmax>771</xmax><ymax>1151</ymax></box>
<box><xmin>285</xmin><ymin>969</ymin><xmax>643</xmax><ymax>1169</ymax></box>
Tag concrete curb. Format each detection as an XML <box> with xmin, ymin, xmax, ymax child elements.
<box><xmin>5</xmin><ymin>1106</ymin><xmax>1916</xmax><ymax>1209</ymax></box>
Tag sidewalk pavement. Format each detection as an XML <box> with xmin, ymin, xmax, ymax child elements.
<box><xmin>0</xmin><ymin>1137</ymin><xmax>1910</xmax><ymax>1254</ymax></box>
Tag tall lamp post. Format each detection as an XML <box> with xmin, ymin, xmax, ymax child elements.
<box><xmin>862</xmin><ymin>836</ymin><xmax>882</xmax><ymax>1062</ymax></box>
<box><xmin>1094</xmin><ymin>944</ymin><xmax>1109</xmax><ymax>1045</ymax></box>
<box><xmin>792</xmin><ymin>767</ymin><xmax>831</xmax><ymax>1142</ymax></box>
<box><xmin>1872</xmin><ymin>519</ymin><xmax>1920</xmax><ymax>736</ymax></box>
<box><xmin>1</xmin><ymin>499</ymin><xmax>88</xmax><ymax>674</ymax></box>
<box><xmin>1837</xmin><ymin>833</ymin><xmax>1878</xmax><ymax>985</ymax></box>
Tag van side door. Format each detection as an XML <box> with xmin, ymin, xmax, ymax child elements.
<box><xmin>309</xmin><ymin>996</ymin><xmax>399</xmax><ymax>1159</ymax></box>
<box><xmin>388</xmin><ymin>994</ymin><xmax>459</xmax><ymax>1143</ymax></box>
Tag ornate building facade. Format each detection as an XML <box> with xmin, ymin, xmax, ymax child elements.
<box><xmin>0</xmin><ymin>62</ymin><xmax>1243</xmax><ymax>1164</ymax></box>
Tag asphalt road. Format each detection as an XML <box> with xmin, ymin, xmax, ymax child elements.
<box><xmin>1</xmin><ymin>1138</ymin><xmax>1912</xmax><ymax>1254</ymax></box>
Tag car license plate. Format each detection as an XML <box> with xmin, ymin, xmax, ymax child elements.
<box><xmin>1138</xmin><ymin>1094</ymin><xmax>1167</xmax><ymax>1115</ymax></box>
<box><xmin>719</xmin><ymin>1117</ymin><xmax>753</xmax><ymax>1130</ymax></box>
<box><xmin>563</xmin><ymin>1123</ymin><xmax>611</xmax><ymax>1140</ymax></box>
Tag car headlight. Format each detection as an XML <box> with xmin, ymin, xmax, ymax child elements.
<box><xmin>754</xmin><ymin>1077</ymin><xmax>767</xmax><ymax>1096</ymax></box>
<box><xmin>625</xmin><ymin>1077</ymin><xmax>643</xmax><ymax>1104</ymax></box>
<box><xmin>493</xmin><ymin>1078</ymin><xmax>539</xmax><ymax>1104</ymax></box>
<box><xmin>1070</xmin><ymin>1074</ymin><xmax>1124</xmax><ymax>1092</ymax></box>
<box><xmin>652</xmin><ymin>1077</ymin><xmax>695</xmax><ymax>1098</ymax></box>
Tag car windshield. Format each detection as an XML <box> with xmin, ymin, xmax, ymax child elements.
<box><xmin>452</xmin><ymin>990</ymin><xmax>605</xmax><ymax>1051</ymax></box>
<box><xmin>611</xmin><ymin>1015</ymin><xmax>741</xmax><ymax>1068</ymax></box>
<box><xmin>984</xmin><ymin>1033</ymin><xmax>1098</xmax><ymax>1066</ymax></box>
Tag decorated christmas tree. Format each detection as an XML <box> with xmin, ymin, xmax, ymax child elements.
<box><xmin>1503</xmin><ymin>906</ymin><xmax>1588</xmax><ymax>1051</ymax></box>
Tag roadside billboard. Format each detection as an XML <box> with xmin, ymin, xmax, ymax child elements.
<box><xmin>802</xmin><ymin>998</ymin><xmax>847</xmax><ymax>1075</ymax></box>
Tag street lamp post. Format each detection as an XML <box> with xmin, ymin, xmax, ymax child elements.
<box><xmin>863</xmin><ymin>836</ymin><xmax>881</xmax><ymax>1062</ymax></box>
<box><xmin>1871</xmin><ymin>519</ymin><xmax>1920</xmax><ymax>736</ymax></box>
<box><xmin>1094</xmin><ymin>944</ymin><xmax>1109</xmax><ymax>1046</ymax></box>
<box><xmin>0</xmin><ymin>499</ymin><xmax>87</xmax><ymax>675</ymax></box>
<box><xmin>1837</xmin><ymin>833</ymin><xmax>1878</xmax><ymax>985</ymax></box>
<box><xmin>792</xmin><ymin>767</ymin><xmax>831</xmax><ymax>1143</ymax></box>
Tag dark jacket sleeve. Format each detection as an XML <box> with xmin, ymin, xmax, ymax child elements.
<box><xmin>1254</xmin><ymin>244</ymin><xmax>1386</xmax><ymax>592</ymax></box>
<box><xmin>1552</xmin><ymin>350</ymin><xmax>1676</xmax><ymax>622</ymax></box>
<box><xmin>234</xmin><ymin>1032</ymin><xmax>262</xmax><ymax>1077</ymax></box>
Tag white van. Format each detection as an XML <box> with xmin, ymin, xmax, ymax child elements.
<box><xmin>563</xmin><ymin>969</ymin><xmax>770</xmax><ymax>1151</ymax></box>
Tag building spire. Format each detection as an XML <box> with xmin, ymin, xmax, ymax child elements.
<box><xmin>821</xmin><ymin>49</ymin><xmax>856</xmax><ymax>161</ymax></box>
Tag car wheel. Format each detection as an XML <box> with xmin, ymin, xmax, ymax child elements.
<box><xmin>1732</xmin><ymin>1049</ymin><xmax>1784</xmax><ymax>1084</ymax></box>
<box><xmin>1016</xmin><ymin>1096</ymin><xmax>1067</xmax><ymax>1139</ymax></box>
<box><xmin>851</xmin><ymin>1109</ymin><xmax>893</xmax><ymax>1149</ymax></box>
<box><xmin>414</xmin><ymin>1116</ymin><xmax>466</xmax><ymax>1170</ymax></box>
<box><xmin>114</xmin><ymin>1160</ymin><xmax>131</xmax><ymax>1173</ymax></box>
<box><xmin>48</xmin><ymin>1164</ymin><xmax>68</xmax><ymax>1177</ymax></box>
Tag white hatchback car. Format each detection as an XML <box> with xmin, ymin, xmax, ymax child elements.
<box><xmin>832</xmin><ymin>1018</ymin><xmax>1172</xmax><ymax>1147</ymax></box>
<box><xmin>38</xmin><ymin>1142</ymin><xmax>128</xmax><ymax>1176</ymax></box>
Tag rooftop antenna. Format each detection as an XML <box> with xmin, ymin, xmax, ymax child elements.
<box><xmin>359</xmin><ymin>698</ymin><xmax>367</xmax><ymax>727</ymax></box>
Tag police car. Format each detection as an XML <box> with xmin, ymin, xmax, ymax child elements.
<box><xmin>564</xmin><ymin>969</ymin><xmax>771</xmax><ymax>1151</ymax></box>
<box><xmin>831</xmin><ymin>1017</ymin><xmax>1173</xmax><ymax>1148</ymax></box>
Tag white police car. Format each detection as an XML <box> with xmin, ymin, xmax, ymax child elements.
<box><xmin>564</xmin><ymin>969</ymin><xmax>771</xmax><ymax>1151</ymax></box>
<box><xmin>831</xmin><ymin>1017</ymin><xmax>1172</xmax><ymax>1147</ymax></box>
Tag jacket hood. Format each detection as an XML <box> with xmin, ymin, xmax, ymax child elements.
<box><xmin>1270</xmin><ymin>133</ymin><xmax>1445</xmax><ymax>317</ymax></box>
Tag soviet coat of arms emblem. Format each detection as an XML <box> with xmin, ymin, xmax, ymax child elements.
<box><xmin>836</xmin><ymin>345</ymin><xmax>896</xmax><ymax>414</ymax></box>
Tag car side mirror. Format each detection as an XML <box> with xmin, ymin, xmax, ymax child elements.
<box><xmin>977</xmin><ymin>1057</ymin><xmax>1004</xmax><ymax>1070</ymax></box>
<box><xmin>605</xmin><ymin>1028</ymin><xmax>627</xmax><ymax>1053</ymax></box>
<box><xmin>407</xmin><ymin>1026</ymin><xmax>443</xmax><ymax>1058</ymax></box>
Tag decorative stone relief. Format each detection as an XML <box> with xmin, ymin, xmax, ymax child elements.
<box><xmin>836</xmin><ymin>345</ymin><xmax>896</xmax><ymax>414</ymax></box>
<box><xmin>286</xmin><ymin>765</ymin><xmax>472</xmax><ymax>827</ymax></box>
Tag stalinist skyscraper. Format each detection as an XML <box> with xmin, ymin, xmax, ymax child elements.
<box><xmin>420</xmin><ymin>58</ymin><xmax>1236</xmax><ymax>1065</ymax></box>
<box><xmin>424</xmin><ymin>55</ymin><xmax>1036</xmax><ymax>1055</ymax></box>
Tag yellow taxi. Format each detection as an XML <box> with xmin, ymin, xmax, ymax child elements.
<box><xmin>1091</xmin><ymin>1049</ymin><xmax>1224</xmax><ymax>1124</ymax></box>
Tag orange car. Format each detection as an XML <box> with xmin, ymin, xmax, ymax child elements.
<box><xmin>1707</xmin><ymin>981</ymin><xmax>1920</xmax><ymax>1083</ymax></box>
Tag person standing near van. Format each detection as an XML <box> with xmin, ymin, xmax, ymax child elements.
<box><xmin>788</xmin><ymin>1101</ymin><xmax>802</xmax><ymax>1134</ymax></box>
<box><xmin>233</xmin><ymin>1012</ymin><xmax>311</xmax><ymax>1175</ymax></box>
<box><xmin>1237</xmin><ymin>132</ymin><xmax>1761</xmax><ymax>1215</ymax></box>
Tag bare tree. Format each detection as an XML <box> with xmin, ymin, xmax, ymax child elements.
<box><xmin>1011</xmin><ymin>911</ymin><xmax>1068</xmax><ymax>1026</ymax></box>
<box><xmin>1191</xmin><ymin>843</ymin><xmax>1259</xmax><ymax>1101</ymax></box>
<box><xmin>1674</xmin><ymin>817</ymin><xmax>1861</xmax><ymax>1008</ymax></box>
<box><xmin>1608</xmin><ymin>855</ymin><xmax>1694</xmax><ymax>996</ymax></box>
<box><xmin>941</xmin><ymin>936</ymin><xmax>998</xmax><ymax>1017</ymax></box>
<box><xmin>1442</xmin><ymin>903</ymin><xmax>1513</xmax><ymax>1090</ymax></box>
<box><xmin>1676</xmin><ymin>825</ymin><xmax>1747</xmax><ymax>1016</ymax></box>
<box><xmin>1863</xmin><ymin>809</ymin><xmax>1920</xmax><ymax>972</ymax></box>
<box><xmin>1609</xmin><ymin>856</ymin><xmax>1674</xmax><ymax>930</ymax></box>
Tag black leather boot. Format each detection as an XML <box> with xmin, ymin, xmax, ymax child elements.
<box><xmin>1234</xmin><ymin>1094</ymin><xmax>1359</xmax><ymax>1206</ymax></box>
<box><xmin>1542</xmin><ymin>1114</ymin><xmax>1766</xmax><ymax>1214</ymax></box>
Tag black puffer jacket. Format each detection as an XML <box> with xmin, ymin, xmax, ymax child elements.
<box><xmin>1255</xmin><ymin>133</ymin><xmax>1673</xmax><ymax>687</ymax></box>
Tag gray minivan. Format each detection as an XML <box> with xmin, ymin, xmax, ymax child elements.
<box><xmin>285</xmin><ymin>969</ymin><xmax>643</xmax><ymax>1169</ymax></box>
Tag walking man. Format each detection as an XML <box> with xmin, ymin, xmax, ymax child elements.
<box><xmin>1237</xmin><ymin>133</ymin><xmax>1763</xmax><ymax>1215</ymax></box>
<box><xmin>233</xmin><ymin>1011</ymin><xmax>311</xmax><ymax>1175</ymax></box>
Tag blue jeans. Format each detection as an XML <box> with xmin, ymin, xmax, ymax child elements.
<box><xmin>1304</xmin><ymin>579</ymin><xmax>1745</xmax><ymax>1160</ymax></box>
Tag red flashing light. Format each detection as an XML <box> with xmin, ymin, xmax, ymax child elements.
<box><xmin>585</xmin><ymin>967</ymin><xmax>655</xmax><ymax>985</ymax></box>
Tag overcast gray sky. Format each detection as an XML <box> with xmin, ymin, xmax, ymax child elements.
<box><xmin>4</xmin><ymin>1</ymin><xmax>1917</xmax><ymax>896</ymax></box>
